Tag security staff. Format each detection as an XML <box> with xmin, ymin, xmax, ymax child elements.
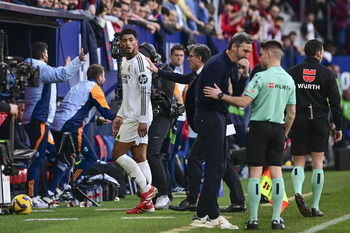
<box><xmin>288</xmin><ymin>39</ymin><xmax>342</xmax><ymax>217</ymax></box>
<box><xmin>139</xmin><ymin>42</ymin><xmax>175</xmax><ymax>210</ymax></box>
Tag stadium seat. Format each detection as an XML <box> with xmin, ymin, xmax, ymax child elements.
<box><xmin>94</xmin><ymin>135</ymin><xmax>107</xmax><ymax>161</ymax></box>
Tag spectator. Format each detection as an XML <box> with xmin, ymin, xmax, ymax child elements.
<box><xmin>57</xmin><ymin>0</ymin><xmax>69</xmax><ymax>9</ymax></box>
<box><xmin>220</xmin><ymin>0</ymin><xmax>238</xmax><ymax>38</ymax></box>
<box><xmin>105</xmin><ymin>1</ymin><xmax>124</xmax><ymax>32</ymax></box>
<box><xmin>140</xmin><ymin>3</ymin><xmax>152</xmax><ymax>20</ymax></box>
<box><xmin>163</xmin><ymin>0</ymin><xmax>188</xmax><ymax>29</ymax></box>
<box><xmin>185</xmin><ymin>0</ymin><xmax>209</xmax><ymax>32</ymax></box>
<box><xmin>300</xmin><ymin>11</ymin><xmax>316</xmax><ymax>45</ymax></box>
<box><xmin>334</xmin><ymin>0</ymin><xmax>348</xmax><ymax>54</ymax></box>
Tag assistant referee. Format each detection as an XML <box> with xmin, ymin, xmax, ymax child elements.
<box><xmin>288</xmin><ymin>39</ymin><xmax>342</xmax><ymax>218</ymax></box>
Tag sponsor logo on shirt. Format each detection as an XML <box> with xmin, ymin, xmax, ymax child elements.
<box><xmin>138</xmin><ymin>74</ymin><xmax>148</xmax><ymax>84</ymax></box>
<box><xmin>268</xmin><ymin>83</ymin><xmax>291</xmax><ymax>90</ymax></box>
<box><xmin>297</xmin><ymin>83</ymin><xmax>321</xmax><ymax>90</ymax></box>
<box><xmin>303</xmin><ymin>69</ymin><xmax>316</xmax><ymax>82</ymax></box>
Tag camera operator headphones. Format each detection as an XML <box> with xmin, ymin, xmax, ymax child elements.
<box><xmin>139</xmin><ymin>42</ymin><xmax>161</xmax><ymax>63</ymax></box>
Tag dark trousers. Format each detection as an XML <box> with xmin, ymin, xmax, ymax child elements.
<box><xmin>47</xmin><ymin>131</ymin><xmax>97</xmax><ymax>194</ymax></box>
<box><xmin>147</xmin><ymin>115</ymin><xmax>172</xmax><ymax>196</ymax></box>
<box><xmin>194</xmin><ymin>111</ymin><xmax>226</xmax><ymax>219</ymax></box>
<box><xmin>187</xmin><ymin>136</ymin><xmax>245</xmax><ymax>204</ymax></box>
<box><xmin>25</xmin><ymin>120</ymin><xmax>49</xmax><ymax>197</ymax></box>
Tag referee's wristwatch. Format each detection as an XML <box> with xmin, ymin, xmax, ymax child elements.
<box><xmin>218</xmin><ymin>92</ymin><xmax>224</xmax><ymax>100</ymax></box>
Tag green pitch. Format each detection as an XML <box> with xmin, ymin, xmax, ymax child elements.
<box><xmin>1</xmin><ymin>170</ymin><xmax>350</xmax><ymax>233</ymax></box>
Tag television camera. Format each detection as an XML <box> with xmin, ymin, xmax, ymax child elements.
<box><xmin>109</xmin><ymin>32</ymin><xmax>124</xmax><ymax>115</ymax></box>
<box><xmin>0</xmin><ymin>30</ymin><xmax>38</xmax><ymax>214</ymax></box>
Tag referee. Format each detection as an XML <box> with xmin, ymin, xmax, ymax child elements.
<box><xmin>204</xmin><ymin>40</ymin><xmax>296</xmax><ymax>230</ymax></box>
<box><xmin>288</xmin><ymin>39</ymin><xmax>342</xmax><ymax>217</ymax></box>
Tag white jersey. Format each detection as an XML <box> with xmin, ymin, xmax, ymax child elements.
<box><xmin>117</xmin><ymin>53</ymin><xmax>153</xmax><ymax>123</ymax></box>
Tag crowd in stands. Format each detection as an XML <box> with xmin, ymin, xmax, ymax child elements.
<box><xmin>4</xmin><ymin>0</ymin><xmax>350</xmax><ymax>57</ymax></box>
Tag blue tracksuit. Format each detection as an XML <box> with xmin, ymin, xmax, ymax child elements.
<box><xmin>48</xmin><ymin>78</ymin><xmax>114</xmax><ymax>193</ymax></box>
<box><xmin>24</xmin><ymin>57</ymin><xmax>83</xmax><ymax>197</ymax></box>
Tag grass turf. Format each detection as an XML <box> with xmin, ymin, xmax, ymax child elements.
<box><xmin>1</xmin><ymin>170</ymin><xmax>350</xmax><ymax>233</ymax></box>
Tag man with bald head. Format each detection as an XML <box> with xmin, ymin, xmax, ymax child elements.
<box><xmin>204</xmin><ymin>40</ymin><xmax>296</xmax><ymax>230</ymax></box>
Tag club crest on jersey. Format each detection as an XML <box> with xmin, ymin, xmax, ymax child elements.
<box><xmin>128</xmin><ymin>65</ymin><xmax>131</xmax><ymax>72</ymax></box>
<box><xmin>139</xmin><ymin>74</ymin><xmax>148</xmax><ymax>84</ymax></box>
<box><xmin>303</xmin><ymin>69</ymin><xmax>316</xmax><ymax>82</ymax></box>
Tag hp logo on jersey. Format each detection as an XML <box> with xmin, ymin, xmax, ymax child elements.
<box><xmin>139</xmin><ymin>74</ymin><xmax>148</xmax><ymax>84</ymax></box>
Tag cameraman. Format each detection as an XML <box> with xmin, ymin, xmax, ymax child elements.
<box><xmin>139</xmin><ymin>42</ymin><xmax>175</xmax><ymax>210</ymax></box>
<box><xmin>23</xmin><ymin>42</ymin><xmax>85</xmax><ymax>208</ymax></box>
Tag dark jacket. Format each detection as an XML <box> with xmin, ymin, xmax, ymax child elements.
<box><xmin>158</xmin><ymin>67</ymin><xmax>246</xmax><ymax>132</ymax></box>
<box><xmin>288</xmin><ymin>57</ymin><xmax>342</xmax><ymax>130</ymax></box>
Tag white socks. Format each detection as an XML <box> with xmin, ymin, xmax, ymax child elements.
<box><xmin>116</xmin><ymin>154</ymin><xmax>150</xmax><ymax>193</ymax></box>
<box><xmin>138</xmin><ymin>160</ymin><xmax>152</xmax><ymax>185</ymax></box>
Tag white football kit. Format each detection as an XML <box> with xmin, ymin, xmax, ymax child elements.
<box><xmin>116</xmin><ymin>52</ymin><xmax>153</xmax><ymax>145</ymax></box>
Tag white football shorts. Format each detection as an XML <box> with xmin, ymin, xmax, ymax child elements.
<box><xmin>115</xmin><ymin>120</ymin><xmax>151</xmax><ymax>145</ymax></box>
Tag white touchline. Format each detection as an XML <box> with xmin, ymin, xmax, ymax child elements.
<box><xmin>121</xmin><ymin>216</ymin><xmax>174</xmax><ymax>219</ymax></box>
<box><xmin>31</xmin><ymin>210</ymin><xmax>55</xmax><ymax>212</ymax></box>
<box><xmin>24</xmin><ymin>218</ymin><xmax>78</xmax><ymax>221</ymax></box>
<box><xmin>160</xmin><ymin>226</ymin><xmax>195</xmax><ymax>233</ymax></box>
<box><xmin>96</xmin><ymin>208</ymin><xmax>130</xmax><ymax>211</ymax></box>
<box><xmin>299</xmin><ymin>214</ymin><xmax>350</xmax><ymax>233</ymax></box>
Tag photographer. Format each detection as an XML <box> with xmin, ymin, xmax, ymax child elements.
<box><xmin>138</xmin><ymin>42</ymin><xmax>175</xmax><ymax>210</ymax></box>
<box><xmin>23</xmin><ymin>42</ymin><xmax>85</xmax><ymax>208</ymax></box>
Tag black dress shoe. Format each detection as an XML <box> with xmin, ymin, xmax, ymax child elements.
<box><xmin>220</xmin><ymin>203</ymin><xmax>247</xmax><ymax>212</ymax></box>
<box><xmin>245</xmin><ymin>219</ymin><xmax>258</xmax><ymax>230</ymax></box>
<box><xmin>272</xmin><ymin>220</ymin><xmax>285</xmax><ymax>229</ymax></box>
<box><xmin>311</xmin><ymin>208</ymin><xmax>324</xmax><ymax>217</ymax></box>
<box><xmin>295</xmin><ymin>193</ymin><xmax>312</xmax><ymax>217</ymax></box>
<box><xmin>169</xmin><ymin>199</ymin><xmax>197</xmax><ymax>211</ymax></box>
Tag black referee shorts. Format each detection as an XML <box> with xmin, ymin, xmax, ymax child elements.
<box><xmin>291</xmin><ymin>117</ymin><xmax>329</xmax><ymax>155</ymax></box>
<box><xmin>246</xmin><ymin>121</ymin><xmax>285</xmax><ymax>166</ymax></box>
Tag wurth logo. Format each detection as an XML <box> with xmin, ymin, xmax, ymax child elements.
<box><xmin>269</xmin><ymin>82</ymin><xmax>274</xmax><ymax>88</ymax></box>
<box><xmin>303</xmin><ymin>69</ymin><xmax>316</xmax><ymax>82</ymax></box>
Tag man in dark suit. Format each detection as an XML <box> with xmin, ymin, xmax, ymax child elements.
<box><xmin>146</xmin><ymin>43</ymin><xmax>246</xmax><ymax>214</ymax></box>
